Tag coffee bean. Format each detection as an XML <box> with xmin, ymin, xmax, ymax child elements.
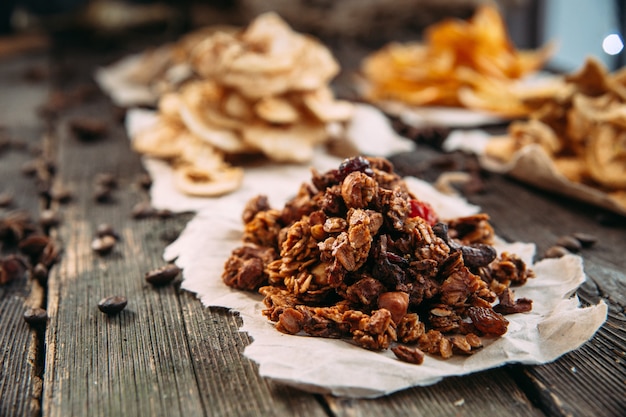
<box><xmin>39</xmin><ymin>209</ymin><xmax>61</xmax><ymax>228</ymax></box>
<box><xmin>145</xmin><ymin>264</ymin><xmax>181</xmax><ymax>286</ymax></box>
<box><xmin>571</xmin><ymin>232</ymin><xmax>597</xmax><ymax>248</ymax></box>
<box><xmin>21</xmin><ymin>160</ymin><xmax>38</xmax><ymax>176</ymax></box>
<box><xmin>51</xmin><ymin>186</ymin><xmax>73</xmax><ymax>204</ymax></box>
<box><xmin>0</xmin><ymin>191</ymin><xmax>13</xmax><ymax>207</ymax></box>
<box><xmin>96</xmin><ymin>223</ymin><xmax>119</xmax><ymax>240</ymax></box>
<box><xmin>93</xmin><ymin>184</ymin><xmax>113</xmax><ymax>203</ymax></box>
<box><xmin>136</xmin><ymin>173</ymin><xmax>152</xmax><ymax>190</ymax></box>
<box><xmin>69</xmin><ymin>117</ymin><xmax>108</xmax><ymax>141</ymax></box>
<box><xmin>91</xmin><ymin>235</ymin><xmax>116</xmax><ymax>255</ymax></box>
<box><xmin>32</xmin><ymin>262</ymin><xmax>48</xmax><ymax>284</ymax></box>
<box><xmin>23</xmin><ymin>307</ymin><xmax>48</xmax><ymax>327</ymax></box>
<box><xmin>18</xmin><ymin>235</ymin><xmax>50</xmax><ymax>258</ymax></box>
<box><xmin>131</xmin><ymin>201</ymin><xmax>155</xmax><ymax>219</ymax></box>
<box><xmin>98</xmin><ymin>295</ymin><xmax>127</xmax><ymax>315</ymax></box>
<box><xmin>544</xmin><ymin>245</ymin><xmax>570</xmax><ymax>259</ymax></box>
<box><xmin>95</xmin><ymin>172</ymin><xmax>118</xmax><ymax>189</ymax></box>
<box><xmin>556</xmin><ymin>235</ymin><xmax>582</xmax><ymax>252</ymax></box>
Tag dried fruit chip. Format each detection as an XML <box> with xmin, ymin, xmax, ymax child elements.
<box><xmin>361</xmin><ymin>5</ymin><xmax>553</xmax><ymax>116</ymax></box>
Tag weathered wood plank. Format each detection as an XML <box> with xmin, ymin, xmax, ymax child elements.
<box><xmin>41</xmin><ymin>41</ymin><xmax>328</xmax><ymax>417</ymax></box>
<box><xmin>326</xmin><ymin>368</ymin><xmax>545</xmax><ymax>417</ymax></box>
<box><xmin>440</xmin><ymin>160</ymin><xmax>626</xmax><ymax>417</ymax></box>
<box><xmin>0</xmin><ymin>51</ymin><xmax>51</xmax><ymax>417</ymax></box>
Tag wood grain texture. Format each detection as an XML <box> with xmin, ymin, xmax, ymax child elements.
<box><xmin>0</xmin><ymin>51</ymin><xmax>50</xmax><ymax>417</ymax></box>
<box><xmin>40</xmin><ymin>44</ymin><xmax>328</xmax><ymax>417</ymax></box>
<box><xmin>2</xmin><ymin>32</ymin><xmax>625</xmax><ymax>417</ymax></box>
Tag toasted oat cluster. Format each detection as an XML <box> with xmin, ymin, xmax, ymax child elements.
<box><xmin>222</xmin><ymin>156</ymin><xmax>535</xmax><ymax>363</ymax></box>
<box><xmin>131</xmin><ymin>13</ymin><xmax>353</xmax><ymax>196</ymax></box>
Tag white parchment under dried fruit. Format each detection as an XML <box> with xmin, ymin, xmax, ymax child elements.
<box><xmin>161</xmin><ymin>171</ymin><xmax>606</xmax><ymax>398</ymax></box>
<box><xmin>125</xmin><ymin>104</ymin><xmax>415</xmax><ymax>210</ymax></box>
<box><xmin>443</xmin><ymin>129</ymin><xmax>626</xmax><ymax>217</ymax></box>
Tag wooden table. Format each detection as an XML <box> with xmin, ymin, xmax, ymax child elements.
<box><xmin>1</xmin><ymin>31</ymin><xmax>625</xmax><ymax>417</ymax></box>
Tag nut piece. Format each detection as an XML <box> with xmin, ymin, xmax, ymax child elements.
<box><xmin>145</xmin><ymin>264</ymin><xmax>181</xmax><ymax>286</ymax></box>
<box><xmin>98</xmin><ymin>295</ymin><xmax>128</xmax><ymax>315</ymax></box>
<box><xmin>377</xmin><ymin>292</ymin><xmax>409</xmax><ymax>324</ymax></box>
<box><xmin>392</xmin><ymin>345</ymin><xmax>425</xmax><ymax>365</ymax></box>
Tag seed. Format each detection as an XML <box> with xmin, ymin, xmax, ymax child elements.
<box><xmin>543</xmin><ymin>245</ymin><xmax>570</xmax><ymax>259</ymax></box>
<box><xmin>145</xmin><ymin>264</ymin><xmax>181</xmax><ymax>286</ymax></box>
<box><xmin>571</xmin><ymin>232</ymin><xmax>597</xmax><ymax>248</ymax></box>
<box><xmin>23</xmin><ymin>307</ymin><xmax>48</xmax><ymax>327</ymax></box>
<box><xmin>91</xmin><ymin>235</ymin><xmax>116</xmax><ymax>255</ymax></box>
<box><xmin>98</xmin><ymin>295</ymin><xmax>127</xmax><ymax>315</ymax></box>
<box><xmin>556</xmin><ymin>235</ymin><xmax>582</xmax><ymax>252</ymax></box>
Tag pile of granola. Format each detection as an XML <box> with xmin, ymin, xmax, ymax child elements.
<box><xmin>222</xmin><ymin>156</ymin><xmax>534</xmax><ymax>364</ymax></box>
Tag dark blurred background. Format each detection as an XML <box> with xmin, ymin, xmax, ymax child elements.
<box><xmin>0</xmin><ymin>0</ymin><xmax>624</xmax><ymax>71</ymax></box>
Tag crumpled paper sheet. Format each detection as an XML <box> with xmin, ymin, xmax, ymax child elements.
<box><xmin>162</xmin><ymin>174</ymin><xmax>607</xmax><ymax>398</ymax></box>
<box><xmin>114</xmin><ymin>64</ymin><xmax>606</xmax><ymax>398</ymax></box>
<box><xmin>95</xmin><ymin>53</ymin><xmax>161</xmax><ymax>107</ymax></box>
<box><xmin>443</xmin><ymin>130</ymin><xmax>626</xmax><ymax>217</ymax></box>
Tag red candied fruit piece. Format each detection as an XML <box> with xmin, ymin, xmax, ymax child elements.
<box><xmin>409</xmin><ymin>199</ymin><xmax>438</xmax><ymax>226</ymax></box>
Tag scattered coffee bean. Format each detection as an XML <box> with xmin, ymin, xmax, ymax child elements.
<box><xmin>93</xmin><ymin>184</ymin><xmax>114</xmax><ymax>203</ymax></box>
<box><xmin>571</xmin><ymin>232</ymin><xmax>597</xmax><ymax>248</ymax></box>
<box><xmin>0</xmin><ymin>255</ymin><xmax>28</xmax><ymax>284</ymax></box>
<box><xmin>18</xmin><ymin>235</ymin><xmax>50</xmax><ymax>258</ymax></box>
<box><xmin>69</xmin><ymin>117</ymin><xmax>108</xmax><ymax>141</ymax></box>
<box><xmin>555</xmin><ymin>235</ymin><xmax>582</xmax><ymax>252</ymax></box>
<box><xmin>145</xmin><ymin>264</ymin><xmax>181</xmax><ymax>286</ymax></box>
<box><xmin>95</xmin><ymin>172</ymin><xmax>118</xmax><ymax>189</ymax></box>
<box><xmin>155</xmin><ymin>209</ymin><xmax>173</xmax><ymax>219</ymax></box>
<box><xmin>0</xmin><ymin>191</ymin><xmax>13</xmax><ymax>207</ymax></box>
<box><xmin>39</xmin><ymin>209</ymin><xmax>61</xmax><ymax>228</ymax></box>
<box><xmin>21</xmin><ymin>160</ymin><xmax>39</xmax><ymax>176</ymax></box>
<box><xmin>32</xmin><ymin>262</ymin><xmax>48</xmax><ymax>284</ymax></box>
<box><xmin>23</xmin><ymin>307</ymin><xmax>48</xmax><ymax>327</ymax></box>
<box><xmin>131</xmin><ymin>201</ymin><xmax>155</xmax><ymax>219</ymax></box>
<box><xmin>544</xmin><ymin>245</ymin><xmax>570</xmax><ymax>259</ymax></box>
<box><xmin>51</xmin><ymin>186</ymin><xmax>73</xmax><ymax>204</ymax></box>
<box><xmin>91</xmin><ymin>235</ymin><xmax>116</xmax><ymax>255</ymax></box>
<box><xmin>136</xmin><ymin>173</ymin><xmax>152</xmax><ymax>190</ymax></box>
<box><xmin>96</xmin><ymin>223</ymin><xmax>119</xmax><ymax>240</ymax></box>
<box><xmin>98</xmin><ymin>295</ymin><xmax>127</xmax><ymax>315</ymax></box>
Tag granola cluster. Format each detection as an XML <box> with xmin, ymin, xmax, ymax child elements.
<box><xmin>222</xmin><ymin>156</ymin><xmax>534</xmax><ymax>363</ymax></box>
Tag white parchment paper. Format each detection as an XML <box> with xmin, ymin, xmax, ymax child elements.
<box><xmin>115</xmin><ymin>79</ymin><xmax>607</xmax><ymax>398</ymax></box>
<box><xmin>443</xmin><ymin>130</ymin><xmax>626</xmax><ymax>217</ymax></box>
<box><xmin>162</xmin><ymin>174</ymin><xmax>606</xmax><ymax>398</ymax></box>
